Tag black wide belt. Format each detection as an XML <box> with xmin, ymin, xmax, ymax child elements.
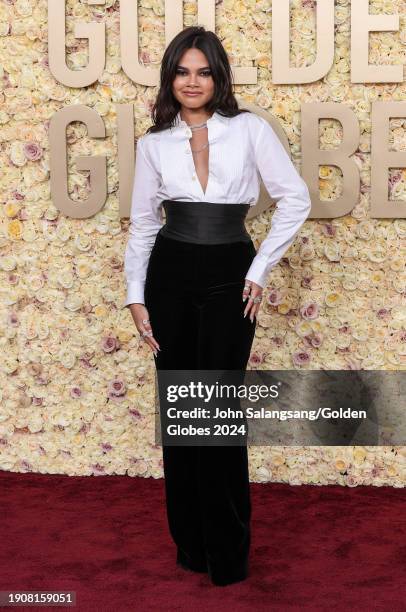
<box><xmin>159</xmin><ymin>199</ymin><xmax>252</xmax><ymax>244</ymax></box>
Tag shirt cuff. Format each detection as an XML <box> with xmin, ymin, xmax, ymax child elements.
<box><xmin>123</xmin><ymin>281</ymin><xmax>146</xmax><ymax>307</ymax></box>
<box><xmin>244</xmin><ymin>254</ymin><xmax>272</xmax><ymax>289</ymax></box>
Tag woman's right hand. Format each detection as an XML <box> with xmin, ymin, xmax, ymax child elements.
<box><xmin>129</xmin><ymin>304</ymin><xmax>161</xmax><ymax>357</ymax></box>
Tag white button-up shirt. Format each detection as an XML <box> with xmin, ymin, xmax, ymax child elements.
<box><xmin>124</xmin><ymin>110</ymin><xmax>312</xmax><ymax>306</ymax></box>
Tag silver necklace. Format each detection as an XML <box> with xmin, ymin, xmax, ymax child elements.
<box><xmin>188</xmin><ymin>121</ymin><xmax>209</xmax><ymax>153</ymax></box>
<box><xmin>190</xmin><ymin>121</ymin><xmax>207</xmax><ymax>131</ymax></box>
<box><xmin>190</xmin><ymin>142</ymin><xmax>209</xmax><ymax>153</ymax></box>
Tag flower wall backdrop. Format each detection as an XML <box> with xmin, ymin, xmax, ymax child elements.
<box><xmin>0</xmin><ymin>0</ymin><xmax>405</xmax><ymax>486</ymax></box>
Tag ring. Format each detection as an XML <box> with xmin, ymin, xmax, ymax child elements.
<box><xmin>142</xmin><ymin>330</ymin><xmax>152</xmax><ymax>338</ymax></box>
<box><xmin>243</xmin><ymin>285</ymin><xmax>251</xmax><ymax>292</ymax></box>
<box><xmin>253</xmin><ymin>296</ymin><xmax>262</xmax><ymax>304</ymax></box>
<box><xmin>142</xmin><ymin>319</ymin><xmax>150</xmax><ymax>324</ymax></box>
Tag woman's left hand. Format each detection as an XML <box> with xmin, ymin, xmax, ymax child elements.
<box><xmin>242</xmin><ymin>279</ymin><xmax>263</xmax><ymax>323</ymax></box>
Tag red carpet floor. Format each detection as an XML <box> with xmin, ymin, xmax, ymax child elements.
<box><xmin>0</xmin><ymin>470</ymin><xmax>405</xmax><ymax>612</ymax></box>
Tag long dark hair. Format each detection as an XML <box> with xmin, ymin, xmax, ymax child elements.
<box><xmin>145</xmin><ymin>26</ymin><xmax>251</xmax><ymax>134</ymax></box>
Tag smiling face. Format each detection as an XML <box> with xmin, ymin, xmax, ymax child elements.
<box><xmin>171</xmin><ymin>47</ymin><xmax>215</xmax><ymax>112</ymax></box>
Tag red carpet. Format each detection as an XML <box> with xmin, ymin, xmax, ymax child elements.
<box><xmin>0</xmin><ymin>470</ymin><xmax>405</xmax><ymax>611</ymax></box>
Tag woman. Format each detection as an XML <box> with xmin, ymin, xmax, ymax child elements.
<box><xmin>124</xmin><ymin>26</ymin><xmax>312</xmax><ymax>586</ymax></box>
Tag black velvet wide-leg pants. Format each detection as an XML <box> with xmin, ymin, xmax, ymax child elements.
<box><xmin>144</xmin><ymin>229</ymin><xmax>257</xmax><ymax>586</ymax></box>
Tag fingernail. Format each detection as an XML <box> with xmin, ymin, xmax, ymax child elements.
<box><xmin>243</xmin><ymin>296</ymin><xmax>247</xmax><ymax>302</ymax></box>
<box><xmin>244</xmin><ymin>312</ymin><xmax>247</xmax><ymax>318</ymax></box>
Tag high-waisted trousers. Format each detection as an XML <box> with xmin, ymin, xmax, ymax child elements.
<box><xmin>144</xmin><ymin>226</ymin><xmax>257</xmax><ymax>586</ymax></box>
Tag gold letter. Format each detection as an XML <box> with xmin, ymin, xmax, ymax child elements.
<box><xmin>272</xmin><ymin>0</ymin><xmax>335</xmax><ymax>84</ymax></box>
<box><xmin>352</xmin><ymin>0</ymin><xmax>402</xmax><ymax>83</ymax></box>
<box><xmin>301</xmin><ymin>103</ymin><xmax>360</xmax><ymax>218</ymax></box>
<box><xmin>48</xmin><ymin>0</ymin><xmax>106</xmax><ymax>87</ymax></box>
<box><xmin>371</xmin><ymin>102</ymin><xmax>406</xmax><ymax>218</ymax></box>
<box><xmin>117</xmin><ymin>104</ymin><xmax>136</xmax><ymax>220</ymax></box>
<box><xmin>49</xmin><ymin>105</ymin><xmax>107</xmax><ymax>219</ymax></box>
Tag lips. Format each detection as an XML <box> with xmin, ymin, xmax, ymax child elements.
<box><xmin>184</xmin><ymin>92</ymin><xmax>201</xmax><ymax>95</ymax></box>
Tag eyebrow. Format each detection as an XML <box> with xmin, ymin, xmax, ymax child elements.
<box><xmin>176</xmin><ymin>65</ymin><xmax>211</xmax><ymax>70</ymax></box>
